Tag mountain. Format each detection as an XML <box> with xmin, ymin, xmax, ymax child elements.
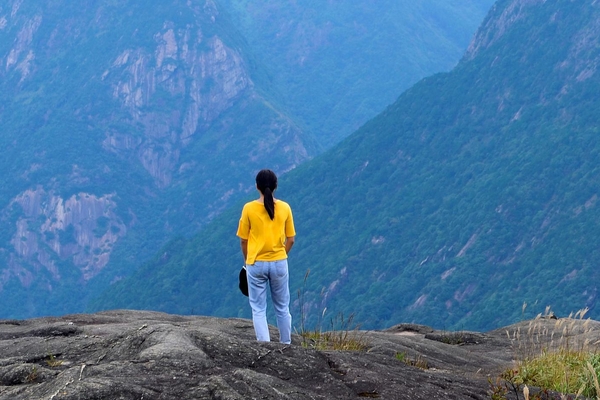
<box><xmin>92</xmin><ymin>0</ymin><xmax>600</xmax><ymax>332</ymax></box>
<box><xmin>0</xmin><ymin>0</ymin><xmax>317</xmax><ymax>318</ymax></box>
<box><xmin>218</xmin><ymin>0</ymin><xmax>495</xmax><ymax>147</ymax></box>
<box><xmin>0</xmin><ymin>0</ymin><xmax>493</xmax><ymax>319</ymax></box>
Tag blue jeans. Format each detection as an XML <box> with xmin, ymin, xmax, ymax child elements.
<box><xmin>246</xmin><ymin>259</ymin><xmax>292</xmax><ymax>344</ymax></box>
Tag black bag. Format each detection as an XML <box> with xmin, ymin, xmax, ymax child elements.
<box><xmin>239</xmin><ymin>265</ymin><xmax>249</xmax><ymax>296</ymax></box>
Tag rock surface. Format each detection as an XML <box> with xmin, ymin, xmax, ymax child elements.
<box><xmin>1</xmin><ymin>310</ymin><xmax>599</xmax><ymax>399</ymax></box>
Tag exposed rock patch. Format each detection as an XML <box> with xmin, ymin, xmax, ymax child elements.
<box><xmin>3</xmin><ymin>187</ymin><xmax>126</xmax><ymax>288</ymax></box>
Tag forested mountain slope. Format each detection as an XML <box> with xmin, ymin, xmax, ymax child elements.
<box><xmin>93</xmin><ymin>0</ymin><xmax>600</xmax><ymax>331</ymax></box>
<box><xmin>0</xmin><ymin>0</ymin><xmax>494</xmax><ymax>319</ymax></box>
<box><xmin>219</xmin><ymin>0</ymin><xmax>494</xmax><ymax>146</ymax></box>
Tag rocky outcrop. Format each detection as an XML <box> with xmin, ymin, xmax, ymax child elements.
<box><xmin>104</xmin><ymin>12</ymin><xmax>253</xmax><ymax>188</ymax></box>
<box><xmin>0</xmin><ymin>310</ymin><xmax>507</xmax><ymax>399</ymax></box>
<box><xmin>2</xmin><ymin>187</ymin><xmax>125</xmax><ymax>289</ymax></box>
<box><xmin>2</xmin><ymin>310</ymin><xmax>597</xmax><ymax>399</ymax></box>
<box><xmin>2</xmin><ymin>1</ymin><xmax>41</xmax><ymax>81</ymax></box>
<box><xmin>465</xmin><ymin>0</ymin><xmax>547</xmax><ymax>60</ymax></box>
<box><xmin>466</xmin><ymin>0</ymin><xmax>600</xmax><ymax>89</ymax></box>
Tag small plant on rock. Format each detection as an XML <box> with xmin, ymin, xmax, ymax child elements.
<box><xmin>395</xmin><ymin>351</ymin><xmax>428</xmax><ymax>370</ymax></box>
<box><xmin>26</xmin><ymin>366</ymin><xmax>38</xmax><ymax>383</ymax></box>
<box><xmin>46</xmin><ymin>353</ymin><xmax>63</xmax><ymax>368</ymax></box>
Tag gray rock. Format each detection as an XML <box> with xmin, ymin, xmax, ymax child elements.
<box><xmin>2</xmin><ymin>310</ymin><xmax>599</xmax><ymax>399</ymax></box>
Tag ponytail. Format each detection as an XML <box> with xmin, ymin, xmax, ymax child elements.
<box><xmin>256</xmin><ymin>169</ymin><xmax>278</xmax><ymax>220</ymax></box>
<box><xmin>263</xmin><ymin>187</ymin><xmax>275</xmax><ymax>220</ymax></box>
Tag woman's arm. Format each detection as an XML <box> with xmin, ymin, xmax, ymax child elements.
<box><xmin>285</xmin><ymin>236</ymin><xmax>295</xmax><ymax>255</ymax></box>
<box><xmin>240</xmin><ymin>238</ymin><xmax>248</xmax><ymax>263</ymax></box>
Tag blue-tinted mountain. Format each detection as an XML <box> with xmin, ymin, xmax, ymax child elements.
<box><xmin>92</xmin><ymin>0</ymin><xmax>600</xmax><ymax>331</ymax></box>
<box><xmin>219</xmin><ymin>0</ymin><xmax>494</xmax><ymax>146</ymax></box>
<box><xmin>0</xmin><ymin>0</ymin><xmax>489</xmax><ymax>318</ymax></box>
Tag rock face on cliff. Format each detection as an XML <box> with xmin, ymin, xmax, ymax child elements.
<box><xmin>7</xmin><ymin>188</ymin><xmax>126</xmax><ymax>284</ymax></box>
<box><xmin>6</xmin><ymin>310</ymin><xmax>592</xmax><ymax>399</ymax></box>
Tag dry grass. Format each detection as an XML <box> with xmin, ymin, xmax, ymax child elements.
<box><xmin>497</xmin><ymin>306</ymin><xmax>600</xmax><ymax>399</ymax></box>
<box><xmin>395</xmin><ymin>351</ymin><xmax>429</xmax><ymax>369</ymax></box>
<box><xmin>300</xmin><ymin>313</ymin><xmax>369</xmax><ymax>351</ymax></box>
<box><xmin>46</xmin><ymin>354</ymin><xmax>64</xmax><ymax>368</ymax></box>
<box><xmin>296</xmin><ymin>269</ymin><xmax>369</xmax><ymax>351</ymax></box>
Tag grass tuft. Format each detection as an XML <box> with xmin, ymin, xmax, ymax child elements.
<box><xmin>46</xmin><ymin>354</ymin><xmax>64</xmax><ymax>368</ymax></box>
<box><xmin>395</xmin><ymin>351</ymin><xmax>428</xmax><ymax>369</ymax></box>
<box><xmin>492</xmin><ymin>306</ymin><xmax>600</xmax><ymax>399</ymax></box>
<box><xmin>296</xmin><ymin>269</ymin><xmax>369</xmax><ymax>351</ymax></box>
<box><xmin>300</xmin><ymin>312</ymin><xmax>369</xmax><ymax>351</ymax></box>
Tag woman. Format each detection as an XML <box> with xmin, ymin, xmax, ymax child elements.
<box><xmin>236</xmin><ymin>169</ymin><xmax>296</xmax><ymax>344</ymax></box>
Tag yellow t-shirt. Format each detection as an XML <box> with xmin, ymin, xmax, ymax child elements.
<box><xmin>236</xmin><ymin>200</ymin><xmax>296</xmax><ymax>265</ymax></box>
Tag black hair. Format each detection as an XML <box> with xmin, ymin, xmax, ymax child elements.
<box><xmin>256</xmin><ymin>169</ymin><xmax>278</xmax><ymax>220</ymax></box>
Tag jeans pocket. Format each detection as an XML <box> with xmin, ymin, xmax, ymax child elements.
<box><xmin>275</xmin><ymin>261</ymin><xmax>288</xmax><ymax>278</ymax></box>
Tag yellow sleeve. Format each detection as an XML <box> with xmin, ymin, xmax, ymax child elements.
<box><xmin>285</xmin><ymin>205</ymin><xmax>296</xmax><ymax>237</ymax></box>
<box><xmin>236</xmin><ymin>205</ymin><xmax>250</xmax><ymax>240</ymax></box>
